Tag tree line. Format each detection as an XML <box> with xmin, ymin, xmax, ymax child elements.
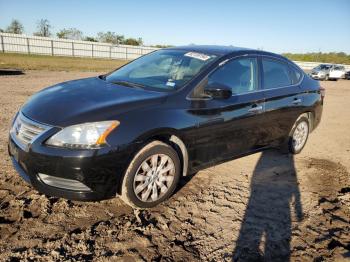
<box><xmin>283</xmin><ymin>52</ymin><xmax>350</xmax><ymax>65</ymax></box>
<box><xmin>0</xmin><ymin>18</ymin><xmax>169</xmax><ymax>47</ymax></box>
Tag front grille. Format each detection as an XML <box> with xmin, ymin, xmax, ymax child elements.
<box><xmin>10</xmin><ymin>112</ymin><xmax>51</xmax><ymax>151</ymax></box>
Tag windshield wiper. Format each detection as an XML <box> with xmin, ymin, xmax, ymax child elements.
<box><xmin>110</xmin><ymin>80</ymin><xmax>146</xmax><ymax>89</ymax></box>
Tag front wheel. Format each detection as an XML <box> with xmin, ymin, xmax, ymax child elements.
<box><xmin>288</xmin><ymin>117</ymin><xmax>310</xmax><ymax>154</ymax></box>
<box><xmin>120</xmin><ymin>141</ymin><xmax>181</xmax><ymax>208</ymax></box>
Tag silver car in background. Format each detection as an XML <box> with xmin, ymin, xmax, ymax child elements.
<box><xmin>310</xmin><ymin>64</ymin><xmax>347</xmax><ymax>81</ymax></box>
<box><xmin>310</xmin><ymin>64</ymin><xmax>333</xmax><ymax>80</ymax></box>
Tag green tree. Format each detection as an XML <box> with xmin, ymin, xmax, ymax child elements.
<box><xmin>57</xmin><ymin>28</ymin><xmax>83</xmax><ymax>40</ymax></box>
<box><xmin>122</xmin><ymin>37</ymin><xmax>143</xmax><ymax>46</ymax></box>
<box><xmin>97</xmin><ymin>31</ymin><xmax>124</xmax><ymax>44</ymax></box>
<box><xmin>6</xmin><ymin>19</ymin><xmax>24</xmax><ymax>34</ymax></box>
<box><xmin>34</xmin><ymin>19</ymin><xmax>52</xmax><ymax>37</ymax></box>
<box><xmin>84</xmin><ymin>36</ymin><xmax>98</xmax><ymax>42</ymax></box>
<box><xmin>152</xmin><ymin>44</ymin><xmax>173</xmax><ymax>48</ymax></box>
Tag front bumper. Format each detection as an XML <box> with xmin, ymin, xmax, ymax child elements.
<box><xmin>310</xmin><ymin>74</ymin><xmax>325</xmax><ymax>80</ymax></box>
<box><xmin>8</xmin><ymin>133</ymin><xmax>137</xmax><ymax>201</ymax></box>
<box><xmin>328</xmin><ymin>76</ymin><xmax>342</xmax><ymax>80</ymax></box>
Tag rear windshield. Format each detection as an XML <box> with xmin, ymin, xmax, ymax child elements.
<box><xmin>105</xmin><ymin>49</ymin><xmax>217</xmax><ymax>91</ymax></box>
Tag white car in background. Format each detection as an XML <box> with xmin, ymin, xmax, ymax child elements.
<box><xmin>328</xmin><ymin>65</ymin><xmax>346</xmax><ymax>80</ymax></box>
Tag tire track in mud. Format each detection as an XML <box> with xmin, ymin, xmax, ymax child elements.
<box><xmin>291</xmin><ymin>158</ymin><xmax>350</xmax><ymax>261</ymax></box>
<box><xmin>0</xmin><ymin>156</ymin><xmax>349</xmax><ymax>261</ymax></box>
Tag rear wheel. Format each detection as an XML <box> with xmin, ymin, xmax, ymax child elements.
<box><xmin>289</xmin><ymin>117</ymin><xmax>310</xmax><ymax>154</ymax></box>
<box><xmin>120</xmin><ymin>141</ymin><xmax>181</xmax><ymax>208</ymax></box>
<box><xmin>280</xmin><ymin>116</ymin><xmax>310</xmax><ymax>154</ymax></box>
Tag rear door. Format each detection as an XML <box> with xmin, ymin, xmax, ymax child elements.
<box><xmin>189</xmin><ymin>56</ymin><xmax>266</xmax><ymax>169</ymax></box>
<box><xmin>261</xmin><ymin>57</ymin><xmax>304</xmax><ymax>144</ymax></box>
<box><xmin>330</xmin><ymin>65</ymin><xmax>345</xmax><ymax>78</ymax></box>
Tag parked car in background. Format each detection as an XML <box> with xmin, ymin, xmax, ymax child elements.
<box><xmin>345</xmin><ymin>70</ymin><xmax>350</xmax><ymax>80</ymax></box>
<box><xmin>310</xmin><ymin>64</ymin><xmax>333</xmax><ymax>80</ymax></box>
<box><xmin>8</xmin><ymin>46</ymin><xmax>324</xmax><ymax>208</ymax></box>
<box><xmin>328</xmin><ymin>65</ymin><xmax>346</xmax><ymax>80</ymax></box>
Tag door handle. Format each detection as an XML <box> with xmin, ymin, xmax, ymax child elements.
<box><xmin>292</xmin><ymin>98</ymin><xmax>302</xmax><ymax>105</ymax></box>
<box><xmin>248</xmin><ymin>105</ymin><xmax>263</xmax><ymax>113</ymax></box>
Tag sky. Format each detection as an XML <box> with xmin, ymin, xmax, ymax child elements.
<box><xmin>0</xmin><ymin>0</ymin><xmax>349</xmax><ymax>54</ymax></box>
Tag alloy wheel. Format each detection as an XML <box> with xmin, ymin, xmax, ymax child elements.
<box><xmin>292</xmin><ymin>121</ymin><xmax>309</xmax><ymax>152</ymax></box>
<box><xmin>133</xmin><ymin>154</ymin><xmax>175</xmax><ymax>202</ymax></box>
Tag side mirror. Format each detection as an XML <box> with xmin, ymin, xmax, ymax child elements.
<box><xmin>204</xmin><ymin>82</ymin><xmax>232</xmax><ymax>99</ymax></box>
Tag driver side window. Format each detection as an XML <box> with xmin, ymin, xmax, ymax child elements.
<box><xmin>208</xmin><ymin>57</ymin><xmax>258</xmax><ymax>95</ymax></box>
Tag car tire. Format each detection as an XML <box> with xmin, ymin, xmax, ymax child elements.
<box><xmin>120</xmin><ymin>140</ymin><xmax>181</xmax><ymax>208</ymax></box>
<box><xmin>288</xmin><ymin>116</ymin><xmax>310</xmax><ymax>154</ymax></box>
<box><xmin>278</xmin><ymin>114</ymin><xmax>310</xmax><ymax>154</ymax></box>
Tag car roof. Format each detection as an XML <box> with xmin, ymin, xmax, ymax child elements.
<box><xmin>167</xmin><ymin>45</ymin><xmax>250</xmax><ymax>55</ymax></box>
<box><xmin>165</xmin><ymin>45</ymin><xmax>286</xmax><ymax>59</ymax></box>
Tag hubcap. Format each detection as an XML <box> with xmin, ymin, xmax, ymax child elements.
<box><xmin>133</xmin><ymin>154</ymin><xmax>175</xmax><ymax>202</ymax></box>
<box><xmin>292</xmin><ymin>121</ymin><xmax>309</xmax><ymax>151</ymax></box>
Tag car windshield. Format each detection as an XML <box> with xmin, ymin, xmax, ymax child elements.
<box><xmin>105</xmin><ymin>49</ymin><xmax>217</xmax><ymax>91</ymax></box>
<box><xmin>315</xmin><ymin>64</ymin><xmax>331</xmax><ymax>70</ymax></box>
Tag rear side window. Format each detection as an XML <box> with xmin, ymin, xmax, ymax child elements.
<box><xmin>262</xmin><ymin>58</ymin><xmax>292</xmax><ymax>88</ymax></box>
<box><xmin>289</xmin><ymin>66</ymin><xmax>302</xmax><ymax>84</ymax></box>
<box><xmin>334</xmin><ymin>66</ymin><xmax>345</xmax><ymax>71</ymax></box>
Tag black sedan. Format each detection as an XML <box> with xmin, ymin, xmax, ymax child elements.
<box><xmin>8</xmin><ymin>46</ymin><xmax>324</xmax><ymax>208</ymax></box>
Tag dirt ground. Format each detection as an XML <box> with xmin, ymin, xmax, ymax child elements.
<box><xmin>0</xmin><ymin>71</ymin><xmax>349</xmax><ymax>261</ymax></box>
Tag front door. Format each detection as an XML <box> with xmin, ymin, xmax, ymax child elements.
<box><xmin>189</xmin><ymin>56</ymin><xmax>266</xmax><ymax>169</ymax></box>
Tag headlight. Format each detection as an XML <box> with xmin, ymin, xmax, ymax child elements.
<box><xmin>46</xmin><ymin>121</ymin><xmax>119</xmax><ymax>149</ymax></box>
<box><xmin>318</xmin><ymin>72</ymin><xmax>325</xmax><ymax>76</ymax></box>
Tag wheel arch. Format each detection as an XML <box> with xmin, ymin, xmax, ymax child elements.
<box><xmin>140</xmin><ymin>130</ymin><xmax>189</xmax><ymax>177</ymax></box>
<box><xmin>289</xmin><ymin>112</ymin><xmax>313</xmax><ymax>138</ymax></box>
<box><xmin>301</xmin><ymin>111</ymin><xmax>315</xmax><ymax>132</ymax></box>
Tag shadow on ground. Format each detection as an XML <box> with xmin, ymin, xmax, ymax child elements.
<box><xmin>233</xmin><ymin>150</ymin><xmax>303</xmax><ymax>261</ymax></box>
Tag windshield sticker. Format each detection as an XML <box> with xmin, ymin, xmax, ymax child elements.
<box><xmin>184</xmin><ymin>52</ymin><xmax>211</xmax><ymax>61</ymax></box>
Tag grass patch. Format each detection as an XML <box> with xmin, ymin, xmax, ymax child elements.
<box><xmin>0</xmin><ymin>52</ymin><xmax>129</xmax><ymax>72</ymax></box>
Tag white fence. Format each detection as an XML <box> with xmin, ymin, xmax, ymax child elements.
<box><xmin>1</xmin><ymin>33</ymin><xmax>350</xmax><ymax>70</ymax></box>
<box><xmin>0</xmin><ymin>32</ymin><xmax>158</xmax><ymax>60</ymax></box>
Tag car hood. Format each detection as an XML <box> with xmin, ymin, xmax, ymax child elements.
<box><xmin>21</xmin><ymin>77</ymin><xmax>167</xmax><ymax>127</ymax></box>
